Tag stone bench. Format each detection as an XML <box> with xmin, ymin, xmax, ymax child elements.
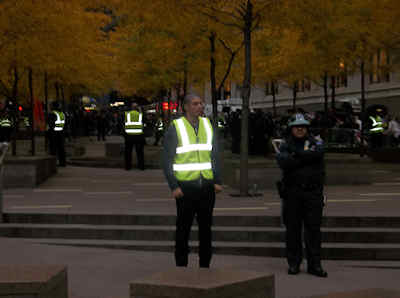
<box><xmin>0</xmin><ymin>265</ymin><xmax>68</xmax><ymax>298</ymax></box>
<box><xmin>130</xmin><ymin>268</ymin><xmax>274</xmax><ymax>298</ymax></box>
<box><xmin>309</xmin><ymin>288</ymin><xmax>400</xmax><ymax>298</ymax></box>
<box><xmin>3</xmin><ymin>155</ymin><xmax>57</xmax><ymax>188</ymax></box>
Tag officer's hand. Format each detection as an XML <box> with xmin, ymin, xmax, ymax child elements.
<box><xmin>172</xmin><ymin>187</ymin><xmax>184</xmax><ymax>199</ymax></box>
<box><xmin>214</xmin><ymin>184</ymin><xmax>223</xmax><ymax>193</ymax></box>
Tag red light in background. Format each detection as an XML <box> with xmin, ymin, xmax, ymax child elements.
<box><xmin>18</xmin><ymin>105</ymin><xmax>23</xmax><ymax>111</ymax></box>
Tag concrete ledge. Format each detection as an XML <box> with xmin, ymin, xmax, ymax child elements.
<box><xmin>105</xmin><ymin>141</ymin><xmax>124</xmax><ymax>158</ymax></box>
<box><xmin>0</xmin><ymin>265</ymin><xmax>68</xmax><ymax>298</ymax></box>
<box><xmin>309</xmin><ymin>288</ymin><xmax>400</xmax><ymax>298</ymax></box>
<box><xmin>3</xmin><ymin>156</ymin><xmax>57</xmax><ymax>188</ymax></box>
<box><xmin>369</xmin><ymin>147</ymin><xmax>400</xmax><ymax>163</ymax></box>
<box><xmin>223</xmin><ymin>154</ymin><xmax>383</xmax><ymax>189</ymax></box>
<box><xmin>130</xmin><ymin>268</ymin><xmax>274</xmax><ymax>298</ymax></box>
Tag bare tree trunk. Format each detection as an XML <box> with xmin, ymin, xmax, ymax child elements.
<box><xmin>183</xmin><ymin>60</ymin><xmax>188</xmax><ymax>108</ymax></box>
<box><xmin>209</xmin><ymin>31</ymin><xmax>219</xmax><ymax>133</ymax></box>
<box><xmin>11</xmin><ymin>66</ymin><xmax>18</xmax><ymax>156</ymax></box>
<box><xmin>331</xmin><ymin>76</ymin><xmax>336</xmax><ymax>109</ymax></box>
<box><xmin>239</xmin><ymin>0</ymin><xmax>253</xmax><ymax>196</ymax></box>
<box><xmin>61</xmin><ymin>84</ymin><xmax>65</xmax><ymax>111</ymax></box>
<box><xmin>28</xmin><ymin>68</ymin><xmax>35</xmax><ymax>156</ymax></box>
<box><xmin>323</xmin><ymin>72</ymin><xmax>328</xmax><ymax>119</ymax></box>
<box><xmin>44</xmin><ymin>72</ymin><xmax>49</xmax><ymax>152</ymax></box>
<box><xmin>55</xmin><ymin>82</ymin><xmax>60</xmax><ymax>102</ymax></box>
<box><xmin>360</xmin><ymin>61</ymin><xmax>366</xmax><ymax>157</ymax></box>
<box><xmin>272</xmin><ymin>81</ymin><xmax>277</xmax><ymax>117</ymax></box>
<box><xmin>292</xmin><ymin>82</ymin><xmax>297</xmax><ymax>111</ymax></box>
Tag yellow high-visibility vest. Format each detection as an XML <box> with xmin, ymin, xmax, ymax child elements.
<box><xmin>173</xmin><ymin>116</ymin><xmax>214</xmax><ymax>181</ymax></box>
<box><xmin>369</xmin><ymin>116</ymin><xmax>384</xmax><ymax>134</ymax></box>
<box><xmin>53</xmin><ymin>111</ymin><xmax>65</xmax><ymax>131</ymax></box>
<box><xmin>125</xmin><ymin>111</ymin><xmax>143</xmax><ymax>135</ymax></box>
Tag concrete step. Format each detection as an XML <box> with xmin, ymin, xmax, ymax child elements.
<box><xmin>14</xmin><ymin>238</ymin><xmax>400</xmax><ymax>260</ymax></box>
<box><xmin>1</xmin><ymin>224</ymin><xmax>400</xmax><ymax>244</ymax></box>
<box><xmin>5</xmin><ymin>213</ymin><xmax>400</xmax><ymax>228</ymax></box>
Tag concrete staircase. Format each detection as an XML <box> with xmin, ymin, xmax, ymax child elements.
<box><xmin>1</xmin><ymin>213</ymin><xmax>400</xmax><ymax>260</ymax></box>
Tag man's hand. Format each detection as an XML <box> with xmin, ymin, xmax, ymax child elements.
<box><xmin>214</xmin><ymin>184</ymin><xmax>223</xmax><ymax>193</ymax></box>
<box><xmin>172</xmin><ymin>187</ymin><xmax>184</xmax><ymax>199</ymax></box>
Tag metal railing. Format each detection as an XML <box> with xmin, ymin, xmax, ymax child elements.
<box><xmin>0</xmin><ymin>142</ymin><xmax>9</xmax><ymax>223</ymax></box>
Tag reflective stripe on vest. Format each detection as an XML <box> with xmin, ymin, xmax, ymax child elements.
<box><xmin>369</xmin><ymin>116</ymin><xmax>384</xmax><ymax>133</ymax></box>
<box><xmin>0</xmin><ymin>119</ymin><xmax>11</xmax><ymax>127</ymax></box>
<box><xmin>54</xmin><ymin>111</ymin><xmax>65</xmax><ymax>131</ymax></box>
<box><xmin>157</xmin><ymin>120</ymin><xmax>163</xmax><ymax>131</ymax></box>
<box><xmin>125</xmin><ymin>111</ymin><xmax>143</xmax><ymax>135</ymax></box>
<box><xmin>173</xmin><ymin>117</ymin><xmax>214</xmax><ymax>181</ymax></box>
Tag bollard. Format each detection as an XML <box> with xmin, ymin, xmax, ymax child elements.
<box><xmin>0</xmin><ymin>142</ymin><xmax>9</xmax><ymax>223</ymax></box>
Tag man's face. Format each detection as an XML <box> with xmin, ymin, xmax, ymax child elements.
<box><xmin>185</xmin><ymin>97</ymin><xmax>204</xmax><ymax>118</ymax></box>
<box><xmin>291</xmin><ymin>125</ymin><xmax>308</xmax><ymax>138</ymax></box>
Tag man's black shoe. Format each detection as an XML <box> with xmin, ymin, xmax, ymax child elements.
<box><xmin>288</xmin><ymin>266</ymin><xmax>300</xmax><ymax>275</ymax></box>
<box><xmin>307</xmin><ymin>266</ymin><xmax>328</xmax><ymax>278</ymax></box>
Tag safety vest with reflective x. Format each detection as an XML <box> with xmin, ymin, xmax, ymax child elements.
<box><xmin>125</xmin><ymin>111</ymin><xmax>143</xmax><ymax>135</ymax></box>
<box><xmin>173</xmin><ymin>116</ymin><xmax>214</xmax><ymax>181</ymax></box>
<box><xmin>0</xmin><ymin>118</ymin><xmax>11</xmax><ymax>128</ymax></box>
<box><xmin>53</xmin><ymin>111</ymin><xmax>65</xmax><ymax>131</ymax></box>
<box><xmin>369</xmin><ymin>116</ymin><xmax>384</xmax><ymax>134</ymax></box>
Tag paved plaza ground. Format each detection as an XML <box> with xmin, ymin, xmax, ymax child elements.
<box><xmin>2</xmin><ymin>137</ymin><xmax>400</xmax><ymax>298</ymax></box>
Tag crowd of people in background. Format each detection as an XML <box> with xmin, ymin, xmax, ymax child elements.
<box><xmin>1</xmin><ymin>98</ymin><xmax>400</xmax><ymax>154</ymax></box>
<box><xmin>222</xmin><ymin>104</ymin><xmax>400</xmax><ymax>155</ymax></box>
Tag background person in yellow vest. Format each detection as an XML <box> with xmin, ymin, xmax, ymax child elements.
<box><xmin>367</xmin><ymin>108</ymin><xmax>385</xmax><ymax>150</ymax></box>
<box><xmin>124</xmin><ymin>102</ymin><xmax>145</xmax><ymax>170</ymax></box>
<box><xmin>47</xmin><ymin>101</ymin><xmax>66</xmax><ymax>167</ymax></box>
<box><xmin>0</xmin><ymin>103</ymin><xmax>13</xmax><ymax>142</ymax></box>
<box><xmin>162</xmin><ymin>93</ymin><xmax>223</xmax><ymax>268</ymax></box>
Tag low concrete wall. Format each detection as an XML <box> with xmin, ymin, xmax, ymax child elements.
<box><xmin>309</xmin><ymin>288</ymin><xmax>400</xmax><ymax>298</ymax></box>
<box><xmin>0</xmin><ymin>265</ymin><xmax>68</xmax><ymax>298</ymax></box>
<box><xmin>222</xmin><ymin>154</ymin><xmax>395</xmax><ymax>190</ymax></box>
<box><xmin>3</xmin><ymin>155</ymin><xmax>57</xmax><ymax>188</ymax></box>
<box><xmin>131</xmin><ymin>268</ymin><xmax>274</xmax><ymax>298</ymax></box>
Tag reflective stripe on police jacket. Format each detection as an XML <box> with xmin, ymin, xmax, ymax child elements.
<box><xmin>173</xmin><ymin>117</ymin><xmax>214</xmax><ymax>181</ymax></box>
<box><xmin>0</xmin><ymin>118</ymin><xmax>12</xmax><ymax>127</ymax></box>
<box><xmin>369</xmin><ymin>116</ymin><xmax>384</xmax><ymax>133</ymax></box>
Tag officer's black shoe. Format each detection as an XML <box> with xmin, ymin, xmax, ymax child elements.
<box><xmin>288</xmin><ymin>265</ymin><xmax>300</xmax><ymax>275</ymax></box>
<box><xmin>307</xmin><ymin>266</ymin><xmax>328</xmax><ymax>278</ymax></box>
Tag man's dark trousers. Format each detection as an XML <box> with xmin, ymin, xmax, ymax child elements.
<box><xmin>49</xmin><ymin>131</ymin><xmax>66</xmax><ymax>167</ymax></box>
<box><xmin>175</xmin><ymin>181</ymin><xmax>216</xmax><ymax>268</ymax></box>
<box><xmin>284</xmin><ymin>186</ymin><xmax>324</xmax><ymax>268</ymax></box>
<box><xmin>124</xmin><ymin>134</ymin><xmax>144</xmax><ymax>170</ymax></box>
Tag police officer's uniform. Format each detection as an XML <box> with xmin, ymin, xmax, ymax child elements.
<box><xmin>162</xmin><ymin>116</ymin><xmax>221</xmax><ymax>268</ymax></box>
<box><xmin>124</xmin><ymin>109</ymin><xmax>144</xmax><ymax>170</ymax></box>
<box><xmin>48</xmin><ymin>104</ymin><xmax>66</xmax><ymax>167</ymax></box>
<box><xmin>276</xmin><ymin>114</ymin><xmax>327</xmax><ymax>277</ymax></box>
<box><xmin>153</xmin><ymin>117</ymin><xmax>164</xmax><ymax>146</ymax></box>
<box><xmin>368</xmin><ymin>114</ymin><xmax>384</xmax><ymax>150</ymax></box>
<box><xmin>0</xmin><ymin>110</ymin><xmax>13</xmax><ymax>142</ymax></box>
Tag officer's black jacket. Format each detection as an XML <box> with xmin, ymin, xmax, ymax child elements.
<box><xmin>276</xmin><ymin>135</ymin><xmax>325</xmax><ymax>187</ymax></box>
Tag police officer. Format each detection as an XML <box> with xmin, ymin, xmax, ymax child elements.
<box><xmin>47</xmin><ymin>101</ymin><xmax>66</xmax><ymax>167</ymax></box>
<box><xmin>162</xmin><ymin>93</ymin><xmax>223</xmax><ymax>268</ymax></box>
<box><xmin>0</xmin><ymin>104</ymin><xmax>13</xmax><ymax>142</ymax></box>
<box><xmin>368</xmin><ymin>109</ymin><xmax>385</xmax><ymax>150</ymax></box>
<box><xmin>153</xmin><ymin>115</ymin><xmax>164</xmax><ymax>146</ymax></box>
<box><xmin>124</xmin><ymin>102</ymin><xmax>145</xmax><ymax>170</ymax></box>
<box><xmin>276</xmin><ymin>113</ymin><xmax>327</xmax><ymax>277</ymax></box>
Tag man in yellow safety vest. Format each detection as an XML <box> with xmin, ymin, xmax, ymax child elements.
<box><xmin>124</xmin><ymin>102</ymin><xmax>145</xmax><ymax>170</ymax></box>
<box><xmin>47</xmin><ymin>101</ymin><xmax>66</xmax><ymax>167</ymax></box>
<box><xmin>162</xmin><ymin>93</ymin><xmax>223</xmax><ymax>268</ymax></box>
